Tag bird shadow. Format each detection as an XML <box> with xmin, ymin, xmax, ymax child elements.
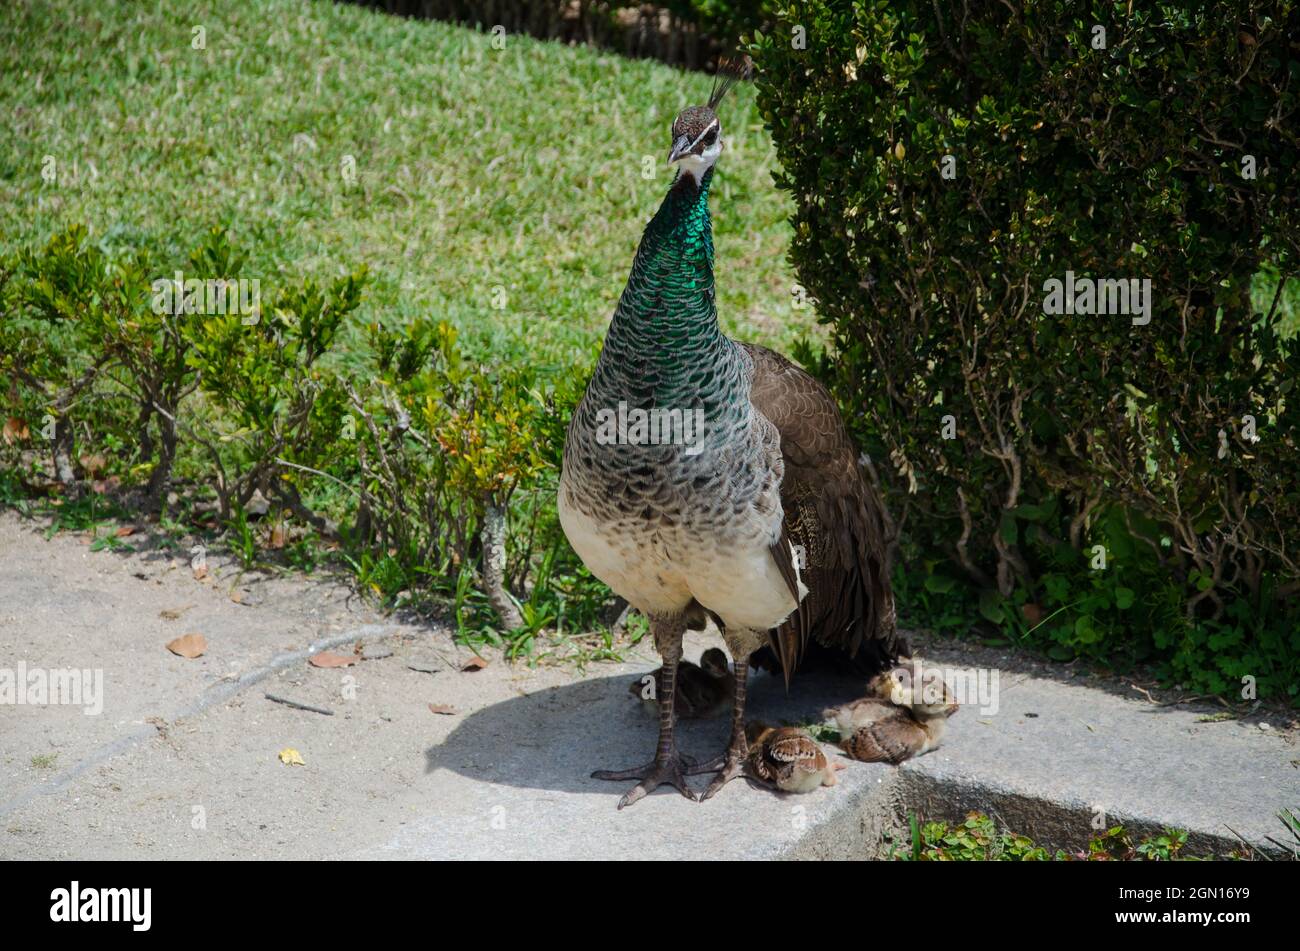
<box><xmin>425</xmin><ymin>664</ymin><xmax>869</xmax><ymax>795</ymax></box>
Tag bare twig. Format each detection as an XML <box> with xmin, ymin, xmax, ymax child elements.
<box><xmin>264</xmin><ymin>693</ymin><xmax>334</xmax><ymax>716</ymax></box>
<box><xmin>274</xmin><ymin>457</ymin><xmax>359</xmax><ymax>496</ymax></box>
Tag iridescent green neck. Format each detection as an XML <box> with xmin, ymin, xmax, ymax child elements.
<box><xmin>639</xmin><ymin>167</ymin><xmax>716</xmax><ymax>277</ymax></box>
<box><xmin>581</xmin><ymin>164</ymin><xmax>747</xmax><ymax>434</ymax></box>
<box><xmin>601</xmin><ymin>168</ymin><xmax>721</xmax><ymax>375</ymax></box>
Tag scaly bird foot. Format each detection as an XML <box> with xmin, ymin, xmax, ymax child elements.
<box><xmin>700</xmin><ymin>742</ymin><xmax>749</xmax><ymax>801</ymax></box>
<box><xmin>683</xmin><ymin>754</ymin><xmax>726</xmax><ymax>776</ymax></box>
<box><xmin>591</xmin><ymin>752</ymin><xmax>699</xmax><ymax>809</ymax></box>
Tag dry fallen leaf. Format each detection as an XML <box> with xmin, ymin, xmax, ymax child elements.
<box><xmin>79</xmin><ymin>453</ymin><xmax>107</xmax><ymax>476</ymax></box>
<box><xmin>309</xmin><ymin>651</ymin><xmax>358</xmax><ymax>669</ymax></box>
<box><xmin>278</xmin><ymin>748</ymin><xmax>305</xmax><ymax>766</ymax></box>
<box><xmin>461</xmin><ymin>656</ymin><xmax>489</xmax><ymax>672</ymax></box>
<box><xmin>229</xmin><ymin>590</ymin><xmax>243</xmax><ymax>604</ymax></box>
<box><xmin>2</xmin><ymin>417</ymin><xmax>29</xmax><ymax>444</ymax></box>
<box><xmin>114</xmin><ymin>525</ymin><xmax>136</xmax><ymax>538</ymax></box>
<box><xmin>166</xmin><ymin>632</ymin><xmax>207</xmax><ymax>659</ymax></box>
<box><xmin>428</xmin><ymin>704</ymin><xmax>458</xmax><ymax>716</ymax></box>
<box><xmin>268</xmin><ymin>525</ymin><xmax>287</xmax><ymax>549</ymax></box>
<box><xmin>192</xmin><ymin>564</ymin><xmax>209</xmax><ymax>581</ymax></box>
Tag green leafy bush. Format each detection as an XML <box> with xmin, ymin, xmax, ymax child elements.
<box><xmin>1</xmin><ymin>227</ymin><xmax>125</xmax><ymax>490</ymax></box>
<box><xmin>1</xmin><ymin>226</ymin><xmax>601</xmax><ymax>647</ymax></box>
<box><xmin>183</xmin><ymin>235</ymin><xmax>364</xmax><ymax>532</ymax></box>
<box><xmin>894</xmin><ymin>812</ymin><xmax>1199</xmax><ymax>861</ymax></box>
<box><xmin>753</xmin><ymin>1</ymin><xmax>1300</xmax><ymax>699</ymax></box>
<box><xmin>348</xmin><ymin>317</ymin><xmax>600</xmax><ymax>639</ymax></box>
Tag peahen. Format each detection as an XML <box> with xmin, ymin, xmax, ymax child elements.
<box><xmin>559</xmin><ymin>68</ymin><xmax>906</xmax><ymax>808</ymax></box>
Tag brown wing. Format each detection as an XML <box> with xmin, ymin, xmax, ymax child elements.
<box><xmin>766</xmin><ymin>727</ymin><xmax>823</xmax><ymax>763</ymax></box>
<box><xmin>741</xmin><ymin>343</ymin><xmax>906</xmax><ymax>685</ymax></box>
<box><xmin>841</xmin><ymin>714</ymin><xmax>926</xmax><ymax>764</ymax></box>
<box><xmin>749</xmin><ymin>727</ymin><xmax>826</xmax><ymax>788</ymax></box>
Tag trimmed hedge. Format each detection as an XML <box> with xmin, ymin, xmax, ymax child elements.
<box><xmin>347</xmin><ymin>1</ymin><xmax>771</xmax><ymax>67</ymax></box>
<box><xmin>752</xmin><ymin>1</ymin><xmax>1300</xmax><ymax>698</ymax></box>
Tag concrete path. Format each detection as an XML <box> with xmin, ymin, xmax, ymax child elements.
<box><xmin>1</xmin><ymin>511</ymin><xmax>1295</xmax><ymax>859</ymax></box>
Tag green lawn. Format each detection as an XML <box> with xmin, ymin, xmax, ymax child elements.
<box><xmin>0</xmin><ymin>0</ymin><xmax>810</xmax><ymax>368</ymax></box>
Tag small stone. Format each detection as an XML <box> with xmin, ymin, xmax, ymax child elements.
<box><xmin>1259</xmin><ymin>722</ymin><xmax>1272</xmax><ymax>732</ymax></box>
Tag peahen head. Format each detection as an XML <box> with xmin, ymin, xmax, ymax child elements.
<box><xmin>668</xmin><ymin>105</ymin><xmax>723</xmax><ymax>182</ymax></box>
<box><xmin>667</xmin><ymin>60</ymin><xmax>747</xmax><ymax>184</ymax></box>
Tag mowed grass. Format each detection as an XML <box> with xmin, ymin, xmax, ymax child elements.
<box><xmin>0</xmin><ymin>0</ymin><xmax>812</xmax><ymax>369</ymax></box>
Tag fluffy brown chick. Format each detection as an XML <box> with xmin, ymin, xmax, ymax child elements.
<box><xmin>629</xmin><ymin>647</ymin><xmax>732</xmax><ymax>720</ymax></box>
<box><xmin>825</xmin><ymin>661</ymin><xmax>959</xmax><ymax>765</ymax></box>
<box><xmin>743</xmin><ymin>722</ymin><xmax>840</xmax><ymax>793</ymax></box>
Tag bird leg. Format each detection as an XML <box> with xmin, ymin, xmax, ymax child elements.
<box><xmin>591</xmin><ymin>613</ymin><xmax>697</xmax><ymax>808</ymax></box>
<box><xmin>700</xmin><ymin>653</ymin><xmax>752</xmax><ymax>799</ymax></box>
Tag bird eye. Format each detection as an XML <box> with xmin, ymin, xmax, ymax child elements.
<box><xmin>701</xmin><ymin>128</ymin><xmax>718</xmax><ymax>147</ymax></box>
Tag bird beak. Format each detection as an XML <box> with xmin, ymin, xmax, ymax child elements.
<box><xmin>667</xmin><ymin>135</ymin><xmax>692</xmax><ymax>164</ymax></box>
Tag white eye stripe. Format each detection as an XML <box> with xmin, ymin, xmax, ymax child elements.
<box><xmin>688</xmin><ymin>120</ymin><xmax>721</xmax><ymax>151</ymax></box>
